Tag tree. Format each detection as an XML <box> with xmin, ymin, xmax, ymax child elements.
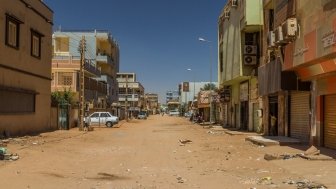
<box><xmin>200</xmin><ymin>83</ymin><xmax>217</xmax><ymax>91</ymax></box>
<box><xmin>51</xmin><ymin>88</ymin><xmax>75</xmax><ymax>106</ymax></box>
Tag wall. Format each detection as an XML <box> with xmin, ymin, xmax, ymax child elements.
<box><xmin>220</xmin><ymin>5</ymin><xmax>242</xmax><ymax>83</ymax></box>
<box><xmin>0</xmin><ymin>0</ymin><xmax>53</xmax><ymax>136</ymax></box>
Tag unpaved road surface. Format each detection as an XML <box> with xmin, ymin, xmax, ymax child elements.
<box><xmin>0</xmin><ymin>115</ymin><xmax>335</xmax><ymax>189</ymax></box>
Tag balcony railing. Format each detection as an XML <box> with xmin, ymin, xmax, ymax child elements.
<box><xmin>52</xmin><ymin>55</ymin><xmax>101</xmax><ymax>77</ymax></box>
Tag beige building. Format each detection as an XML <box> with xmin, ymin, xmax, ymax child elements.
<box><xmin>0</xmin><ymin>0</ymin><xmax>53</xmax><ymax>136</ymax></box>
<box><xmin>145</xmin><ymin>93</ymin><xmax>159</xmax><ymax>114</ymax></box>
<box><xmin>218</xmin><ymin>0</ymin><xmax>263</xmax><ymax>131</ymax></box>
<box><xmin>117</xmin><ymin>73</ymin><xmax>145</xmax><ymax>116</ymax></box>
<box><xmin>52</xmin><ymin>30</ymin><xmax>120</xmax><ymax>110</ymax></box>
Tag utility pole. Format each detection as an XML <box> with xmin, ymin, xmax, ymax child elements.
<box><xmin>79</xmin><ymin>36</ymin><xmax>86</xmax><ymax>131</ymax></box>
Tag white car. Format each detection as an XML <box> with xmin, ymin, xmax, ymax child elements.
<box><xmin>169</xmin><ymin>110</ymin><xmax>180</xmax><ymax>116</ymax></box>
<box><xmin>84</xmin><ymin>112</ymin><xmax>119</xmax><ymax>127</ymax></box>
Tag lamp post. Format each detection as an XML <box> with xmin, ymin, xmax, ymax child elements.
<box><xmin>198</xmin><ymin>37</ymin><xmax>214</xmax><ymax>123</ymax></box>
<box><xmin>187</xmin><ymin>68</ymin><xmax>196</xmax><ymax>112</ymax></box>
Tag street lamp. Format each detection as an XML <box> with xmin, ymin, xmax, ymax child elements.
<box><xmin>198</xmin><ymin>37</ymin><xmax>214</xmax><ymax>123</ymax></box>
<box><xmin>187</xmin><ymin>68</ymin><xmax>196</xmax><ymax>110</ymax></box>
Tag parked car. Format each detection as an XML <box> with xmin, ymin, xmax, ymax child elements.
<box><xmin>84</xmin><ymin>112</ymin><xmax>119</xmax><ymax>127</ymax></box>
<box><xmin>137</xmin><ymin>111</ymin><xmax>147</xmax><ymax>119</ymax></box>
<box><xmin>169</xmin><ymin>110</ymin><xmax>180</xmax><ymax>116</ymax></box>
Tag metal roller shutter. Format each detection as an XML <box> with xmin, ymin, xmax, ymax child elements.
<box><xmin>324</xmin><ymin>95</ymin><xmax>336</xmax><ymax>149</ymax></box>
<box><xmin>290</xmin><ymin>91</ymin><xmax>310</xmax><ymax>142</ymax></box>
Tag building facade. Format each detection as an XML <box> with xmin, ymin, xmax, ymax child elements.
<box><xmin>279</xmin><ymin>0</ymin><xmax>336</xmax><ymax>148</ymax></box>
<box><xmin>117</xmin><ymin>73</ymin><xmax>145</xmax><ymax>117</ymax></box>
<box><xmin>0</xmin><ymin>0</ymin><xmax>53</xmax><ymax>135</ymax></box>
<box><xmin>166</xmin><ymin>90</ymin><xmax>179</xmax><ymax>104</ymax></box>
<box><xmin>218</xmin><ymin>0</ymin><xmax>263</xmax><ymax>131</ymax></box>
<box><xmin>145</xmin><ymin>93</ymin><xmax>159</xmax><ymax>114</ymax></box>
<box><xmin>52</xmin><ymin>30</ymin><xmax>120</xmax><ymax>110</ymax></box>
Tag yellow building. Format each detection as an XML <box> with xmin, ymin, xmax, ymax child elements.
<box><xmin>0</xmin><ymin>0</ymin><xmax>53</xmax><ymax>136</ymax></box>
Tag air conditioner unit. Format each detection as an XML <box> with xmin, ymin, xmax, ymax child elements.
<box><xmin>244</xmin><ymin>45</ymin><xmax>257</xmax><ymax>55</ymax></box>
<box><xmin>282</xmin><ymin>18</ymin><xmax>298</xmax><ymax>40</ymax></box>
<box><xmin>267</xmin><ymin>31</ymin><xmax>275</xmax><ymax>49</ymax></box>
<box><xmin>232</xmin><ymin>0</ymin><xmax>238</xmax><ymax>7</ymax></box>
<box><xmin>224</xmin><ymin>10</ymin><xmax>230</xmax><ymax>19</ymax></box>
<box><xmin>274</xmin><ymin>26</ymin><xmax>284</xmax><ymax>44</ymax></box>
<box><xmin>244</xmin><ymin>55</ymin><xmax>257</xmax><ymax>65</ymax></box>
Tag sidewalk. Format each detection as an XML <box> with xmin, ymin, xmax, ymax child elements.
<box><xmin>245</xmin><ymin>135</ymin><xmax>301</xmax><ymax>146</ymax></box>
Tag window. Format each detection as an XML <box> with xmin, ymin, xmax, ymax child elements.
<box><xmin>31</xmin><ymin>30</ymin><xmax>43</xmax><ymax>58</ymax></box>
<box><xmin>91</xmin><ymin>113</ymin><xmax>99</xmax><ymax>118</ymax></box>
<box><xmin>58</xmin><ymin>72</ymin><xmax>73</xmax><ymax>86</ymax></box>
<box><xmin>0</xmin><ymin>88</ymin><xmax>36</xmax><ymax>114</ymax></box>
<box><xmin>5</xmin><ymin>14</ymin><xmax>22</xmax><ymax>49</ymax></box>
<box><xmin>101</xmin><ymin>113</ymin><xmax>109</xmax><ymax>117</ymax></box>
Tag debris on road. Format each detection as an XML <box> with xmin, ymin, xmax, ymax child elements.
<box><xmin>258</xmin><ymin>176</ymin><xmax>272</xmax><ymax>185</ymax></box>
<box><xmin>176</xmin><ymin>176</ymin><xmax>186</xmax><ymax>183</ymax></box>
<box><xmin>283</xmin><ymin>179</ymin><xmax>327</xmax><ymax>189</ymax></box>
<box><xmin>179</xmin><ymin>139</ymin><xmax>192</xmax><ymax>146</ymax></box>
<box><xmin>264</xmin><ymin>153</ymin><xmax>299</xmax><ymax>161</ymax></box>
<box><xmin>304</xmin><ymin>146</ymin><xmax>320</xmax><ymax>156</ymax></box>
<box><xmin>0</xmin><ymin>147</ymin><xmax>19</xmax><ymax>161</ymax></box>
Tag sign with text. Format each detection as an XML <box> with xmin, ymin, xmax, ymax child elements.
<box><xmin>182</xmin><ymin>82</ymin><xmax>189</xmax><ymax>92</ymax></box>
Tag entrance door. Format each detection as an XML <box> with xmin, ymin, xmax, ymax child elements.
<box><xmin>324</xmin><ymin>95</ymin><xmax>336</xmax><ymax>149</ymax></box>
<box><xmin>240</xmin><ymin>101</ymin><xmax>248</xmax><ymax>130</ymax></box>
<box><xmin>269</xmin><ymin>96</ymin><xmax>278</xmax><ymax>136</ymax></box>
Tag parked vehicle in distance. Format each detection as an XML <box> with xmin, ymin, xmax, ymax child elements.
<box><xmin>137</xmin><ymin>111</ymin><xmax>147</xmax><ymax>119</ymax></box>
<box><xmin>169</xmin><ymin>110</ymin><xmax>180</xmax><ymax>116</ymax></box>
<box><xmin>84</xmin><ymin>112</ymin><xmax>118</xmax><ymax>127</ymax></box>
<box><xmin>184</xmin><ymin>112</ymin><xmax>192</xmax><ymax>117</ymax></box>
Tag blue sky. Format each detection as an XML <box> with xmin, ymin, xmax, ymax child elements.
<box><xmin>45</xmin><ymin>0</ymin><xmax>226</xmax><ymax>103</ymax></box>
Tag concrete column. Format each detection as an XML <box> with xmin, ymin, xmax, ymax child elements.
<box><xmin>278</xmin><ymin>91</ymin><xmax>286</xmax><ymax>136</ymax></box>
<box><xmin>262</xmin><ymin>95</ymin><xmax>269</xmax><ymax>135</ymax></box>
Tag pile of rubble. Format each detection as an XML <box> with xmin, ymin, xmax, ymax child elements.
<box><xmin>0</xmin><ymin>147</ymin><xmax>19</xmax><ymax>161</ymax></box>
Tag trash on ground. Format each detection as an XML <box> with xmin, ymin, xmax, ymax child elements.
<box><xmin>179</xmin><ymin>139</ymin><xmax>192</xmax><ymax>144</ymax></box>
<box><xmin>304</xmin><ymin>145</ymin><xmax>320</xmax><ymax>156</ymax></box>
<box><xmin>283</xmin><ymin>179</ymin><xmax>327</xmax><ymax>189</ymax></box>
<box><xmin>258</xmin><ymin>176</ymin><xmax>272</xmax><ymax>185</ymax></box>
<box><xmin>264</xmin><ymin>153</ymin><xmax>298</xmax><ymax>161</ymax></box>
<box><xmin>176</xmin><ymin>176</ymin><xmax>186</xmax><ymax>183</ymax></box>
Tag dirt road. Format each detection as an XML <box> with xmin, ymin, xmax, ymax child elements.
<box><xmin>0</xmin><ymin>115</ymin><xmax>335</xmax><ymax>189</ymax></box>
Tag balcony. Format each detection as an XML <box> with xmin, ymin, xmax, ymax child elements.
<box><xmin>52</xmin><ymin>55</ymin><xmax>101</xmax><ymax>77</ymax></box>
<box><xmin>97</xmin><ymin>53</ymin><xmax>114</xmax><ymax>65</ymax></box>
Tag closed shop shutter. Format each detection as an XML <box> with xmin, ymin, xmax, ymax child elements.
<box><xmin>324</xmin><ymin>95</ymin><xmax>336</xmax><ymax>149</ymax></box>
<box><xmin>290</xmin><ymin>91</ymin><xmax>310</xmax><ymax>142</ymax></box>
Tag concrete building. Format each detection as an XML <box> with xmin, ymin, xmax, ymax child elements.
<box><xmin>145</xmin><ymin>93</ymin><xmax>159</xmax><ymax>114</ymax></box>
<box><xmin>275</xmin><ymin>0</ymin><xmax>336</xmax><ymax>148</ymax></box>
<box><xmin>218</xmin><ymin>0</ymin><xmax>263</xmax><ymax>131</ymax></box>
<box><xmin>259</xmin><ymin>0</ymin><xmax>313</xmax><ymax>143</ymax></box>
<box><xmin>166</xmin><ymin>90</ymin><xmax>179</xmax><ymax>104</ymax></box>
<box><xmin>52</xmin><ymin>30</ymin><xmax>120</xmax><ymax>109</ymax></box>
<box><xmin>0</xmin><ymin>0</ymin><xmax>53</xmax><ymax>136</ymax></box>
<box><xmin>117</xmin><ymin>73</ymin><xmax>145</xmax><ymax>117</ymax></box>
<box><xmin>179</xmin><ymin>82</ymin><xmax>218</xmax><ymax>105</ymax></box>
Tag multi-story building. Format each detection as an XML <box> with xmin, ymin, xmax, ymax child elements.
<box><xmin>166</xmin><ymin>90</ymin><xmax>179</xmax><ymax>103</ymax></box>
<box><xmin>0</xmin><ymin>0</ymin><xmax>53</xmax><ymax>135</ymax></box>
<box><xmin>218</xmin><ymin>0</ymin><xmax>263</xmax><ymax>131</ymax></box>
<box><xmin>272</xmin><ymin>0</ymin><xmax>336</xmax><ymax>148</ymax></box>
<box><xmin>145</xmin><ymin>93</ymin><xmax>159</xmax><ymax>114</ymax></box>
<box><xmin>117</xmin><ymin>73</ymin><xmax>145</xmax><ymax>117</ymax></box>
<box><xmin>259</xmin><ymin>0</ymin><xmax>313</xmax><ymax>143</ymax></box>
<box><xmin>52</xmin><ymin>30</ymin><xmax>119</xmax><ymax>109</ymax></box>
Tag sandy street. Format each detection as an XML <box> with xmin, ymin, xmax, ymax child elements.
<box><xmin>0</xmin><ymin>115</ymin><xmax>335</xmax><ymax>189</ymax></box>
